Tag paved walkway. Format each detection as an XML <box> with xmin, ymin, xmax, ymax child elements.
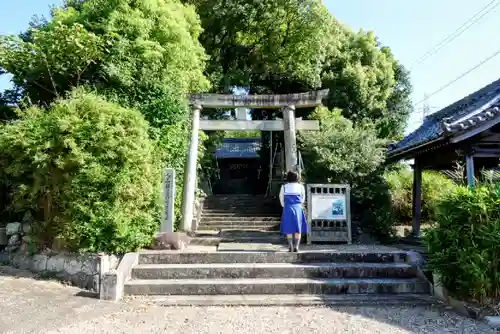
<box><xmin>0</xmin><ymin>266</ymin><xmax>496</xmax><ymax>334</ymax></box>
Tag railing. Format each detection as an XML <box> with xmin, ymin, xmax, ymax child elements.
<box><xmin>298</xmin><ymin>150</ymin><xmax>305</xmax><ymax>177</ymax></box>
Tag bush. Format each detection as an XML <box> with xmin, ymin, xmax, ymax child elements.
<box><xmin>424</xmin><ymin>183</ymin><xmax>500</xmax><ymax>306</ymax></box>
<box><xmin>300</xmin><ymin>107</ymin><xmax>394</xmax><ymax>238</ymax></box>
<box><xmin>351</xmin><ymin>173</ymin><xmax>394</xmax><ymax>240</ymax></box>
<box><xmin>300</xmin><ymin>107</ymin><xmax>387</xmax><ymax>183</ymax></box>
<box><xmin>386</xmin><ymin>169</ymin><xmax>456</xmax><ymax>223</ymax></box>
<box><xmin>0</xmin><ymin>89</ymin><xmax>161</xmax><ymax>254</ymax></box>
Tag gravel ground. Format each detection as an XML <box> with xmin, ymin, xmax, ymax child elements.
<box><xmin>45</xmin><ymin>304</ymin><xmax>499</xmax><ymax>334</ymax></box>
<box><xmin>1</xmin><ymin>266</ymin><xmax>497</xmax><ymax>334</ymax></box>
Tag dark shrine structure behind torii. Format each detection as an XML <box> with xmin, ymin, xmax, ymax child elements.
<box><xmin>388</xmin><ymin>78</ymin><xmax>500</xmax><ymax>242</ymax></box>
<box><xmin>180</xmin><ymin>90</ymin><xmax>329</xmax><ymax>231</ymax></box>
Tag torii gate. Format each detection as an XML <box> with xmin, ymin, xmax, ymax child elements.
<box><xmin>180</xmin><ymin>89</ymin><xmax>329</xmax><ymax>231</ymax></box>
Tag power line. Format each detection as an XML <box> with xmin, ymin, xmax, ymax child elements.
<box><xmin>413</xmin><ymin>47</ymin><xmax>500</xmax><ymax>106</ymax></box>
<box><xmin>411</xmin><ymin>0</ymin><xmax>500</xmax><ymax>68</ymax></box>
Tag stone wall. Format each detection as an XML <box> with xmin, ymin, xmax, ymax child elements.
<box><xmin>0</xmin><ymin>222</ymin><xmax>119</xmax><ymax>291</ymax></box>
<box><xmin>0</xmin><ymin>251</ymin><xmax>119</xmax><ymax>292</ymax></box>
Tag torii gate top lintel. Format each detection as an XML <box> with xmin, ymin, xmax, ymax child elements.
<box><xmin>189</xmin><ymin>89</ymin><xmax>329</xmax><ymax>109</ymax></box>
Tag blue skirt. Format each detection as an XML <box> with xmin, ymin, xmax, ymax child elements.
<box><xmin>280</xmin><ymin>204</ymin><xmax>308</xmax><ymax>235</ymax></box>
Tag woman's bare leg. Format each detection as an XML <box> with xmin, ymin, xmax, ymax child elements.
<box><xmin>293</xmin><ymin>233</ymin><xmax>301</xmax><ymax>252</ymax></box>
<box><xmin>286</xmin><ymin>234</ymin><xmax>293</xmax><ymax>252</ymax></box>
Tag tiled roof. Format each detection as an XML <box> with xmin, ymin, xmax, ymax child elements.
<box><xmin>388</xmin><ymin>78</ymin><xmax>500</xmax><ymax>158</ymax></box>
<box><xmin>215</xmin><ymin>138</ymin><xmax>261</xmax><ymax>159</ymax></box>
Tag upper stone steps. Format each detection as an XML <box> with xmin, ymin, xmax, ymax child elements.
<box><xmin>201</xmin><ymin>216</ymin><xmax>281</xmax><ymax>221</ymax></box>
<box><xmin>202</xmin><ymin>212</ymin><xmax>280</xmax><ymax>216</ymax></box>
<box><xmin>197</xmin><ymin>194</ymin><xmax>282</xmax><ymax>233</ymax></box>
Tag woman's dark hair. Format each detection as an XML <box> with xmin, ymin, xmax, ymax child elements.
<box><xmin>286</xmin><ymin>170</ymin><xmax>299</xmax><ymax>183</ymax></box>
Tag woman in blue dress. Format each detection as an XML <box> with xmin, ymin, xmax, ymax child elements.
<box><xmin>279</xmin><ymin>171</ymin><xmax>308</xmax><ymax>252</ymax></box>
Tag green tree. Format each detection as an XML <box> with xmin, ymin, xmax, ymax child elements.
<box><xmin>0</xmin><ymin>0</ymin><xmax>210</xmax><ymax>126</ymax></box>
<box><xmin>0</xmin><ymin>0</ymin><xmax>212</xmax><ymax>233</ymax></box>
<box><xmin>322</xmin><ymin>32</ymin><xmax>412</xmax><ymax>139</ymax></box>
<box><xmin>186</xmin><ymin>0</ymin><xmax>412</xmax><ymax>139</ymax></box>
<box><xmin>299</xmin><ymin>106</ymin><xmax>393</xmax><ymax>238</ymax></box>
<box><xmin>300</xmin><ymin>106</ymin><xmax>387</xmax><ymax>183</ymax></box>
<box><xmin>185</xmin><ymin>0</ymin><xmax>334</xmax><ymax>92</ymax></box>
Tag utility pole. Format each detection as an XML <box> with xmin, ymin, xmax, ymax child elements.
<box><xmin>422</xmin><ymin>93</ymin><xmax>431</xmax><ymax>122</ymax></box>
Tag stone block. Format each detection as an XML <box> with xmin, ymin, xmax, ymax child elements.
<box><xmin>149</xmin><ymin>232</ymin><xmax>191</xmax><ymax>251</ymax></box>
<box><xmin>46</xmin><ymin>254</ymin><xmax>66</xmax><ymax>273</ymax></box>
<box><xmin>100</xmin><ymin>269</ymin><xmax>122</xmax><ymax>301</ymax></box>
<box><xmin>32</xmin><ymin>254</ymin><xmax>48</xmax><ymax>272</ymax></box>
<box><xmin>6</xmin><ymin>222</ymin><xmax>21</xmax><ymax>236</ymax></box>
<box><xmin>64</xmin><ymin>258</ymin><xmax>83</xmax><ymax>276</ymax></box>
<box><xmin>0</xmin><ymin>227</ymin><xmax>7</xmax><ymax>246</ymax></box>
<box><xmin>100</xmin><ymin>252</ymin><xmax>138</xmax><ymax>301</ymax></box>
<box><xmin>22</xmin><ymin>223</ymin><xmax>32</xmax><ymax>234</ymax></box>
<box><xmin>7</xmin><ymin>234</ymin><xmax>20</xmax><ymax>246</ymax></box>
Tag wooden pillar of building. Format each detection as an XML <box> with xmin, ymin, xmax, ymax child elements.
<box><xmin>466</xmin><ymin>154</ymin><xmax>475</xmax><ymax>187</ymax></box>
<box><xmin>411</xmin><ymin>158</ymin><xmax>423</xmax><ymax>238</ymax></box>
<box><xmin>180</xmin><ymin>104</ymin><xmax>202</xmax><ymax>231</ymax></box>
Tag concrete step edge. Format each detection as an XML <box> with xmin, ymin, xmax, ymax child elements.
<box><xmin>133</xmin><ymin>262</ymin><xmax>413</xmax><ymax>270</ymax></box>
<box><xmin>126</xmin><ymin>294</ymin><xmax>437</xmax><ymax>307</ymax></box>
<box><xmin>125</xmin><ymin>277</ymin><xmax>425</xmax><ymax>285</ymax></box>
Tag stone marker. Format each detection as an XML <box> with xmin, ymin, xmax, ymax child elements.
<box><xmin>150</xmin><ymin>232</ymin><xmax>191</xmax><ymax>251</ymax></box>
<box><xmin>162</xmin><ymin>168</ymin><xmax>175</xmax><ymax>233</ymax></box>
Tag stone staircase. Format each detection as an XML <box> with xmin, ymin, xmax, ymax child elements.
<box><xmin>196</xmin><ymin>194</ymin><xmax>281</xmax><ymax>232</ymax></box>
<box><xmin>121</xmin><ymin>194</ymin><xmax>433</xmax><ymax>306</ymax></box>
<box><xmin>123</xmin><ymin>247</ymin><xmax>433</xmax><ymax>306</ymax></box>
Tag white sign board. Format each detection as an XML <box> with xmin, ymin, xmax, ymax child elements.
<box><xmin>161</xmin><ymin>168</ymin><xmax>176</xmax><ymax>232</ymax></box>
<box><xmin>311</xmin><ymin>194</ymin><xmax>346</xmax><ymax>220</ymax></box>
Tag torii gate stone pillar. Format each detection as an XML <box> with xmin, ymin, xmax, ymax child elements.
<box><xmin>180</xmin><ymin>90</ymin><xmax>329</xmax><ymax>231</ymax></box>
<box><xmin>180</xmin><ymin>104</ymin><xmax>202</xmax><ymax>231</ymax></box>
<box><xmin>282</xmin><ymin>105</ymin><xmax>298</xmax><ymax>172</ymax></box>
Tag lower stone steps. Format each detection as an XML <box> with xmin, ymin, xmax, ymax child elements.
<box><xmin>132</xmin><ymin>262</ymin><xmax>417</xmax><ymax>280</ymax></box>
<box><xmin>125</xmin><ymin>247</ymin><xmax>432</xmax><ymax>305</ymax></box>
<box><xmin>124</xmin><ymin>277</ymin><xmax>430</xmax><ymax>295</ymax></box>
<box><xmin>129</xmin><ymin>294</ymin><xmax>436</xmax><ymax>307</ymax></box>
<box><xmin>139</xmin><ymin>249</ymin><xmax>409</xmax><ymax>264</ymax></box>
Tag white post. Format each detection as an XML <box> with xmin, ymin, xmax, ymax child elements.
<box><xmin>181</xmin><ymin>104</ymin><xmax>202</xmax><ymax>231</ymax></box>
<box><xmin>283</xmin><ymin>105</ymin><xmax>298</xmax><ymax>172</ymax></box>
<box><xmin>161</xmin><ymin>168</ymin><xmax>176</xmax><ymax>233</ymax></box>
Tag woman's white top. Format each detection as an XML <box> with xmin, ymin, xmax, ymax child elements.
<box><xmin>279</xmin><ymin>182</ymin><xmax>306</xmax><ymax>207</ymax></box>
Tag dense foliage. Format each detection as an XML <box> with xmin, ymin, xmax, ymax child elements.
<box><xmin>0</xmin><ymin>0</ymin><xmax>416</xmax><ymax>249</ymax></box>
<box><xmin>0</xmin><ymin>0</ymin><xmax>211</xmax><ymax>239</ymax></box>
<box><xmin>299</xmin><ymin>106</ymin><xmax>393</xmax><ymax>237</ymax></box>
<box><xmin>386</xmin><ymin>169</ymin><xmax>456</xmax><ymax>223</ymax></box>
<box><xmin>424</xmin><ymin>183</ymin><xmax>500</xmax><ymax>306</ymax></box>
<box><xmin>0</xmin><ymin>0</ymin><xmax>209</xmax><ymax>119</ymax></box>
<box><xmin>300</xmin><ymin>107</ymin><xmax>387</xmax><ymax>182</ymax></box>
<box><xmin>186</xmin><ymin>0</ymin><xmax>412</xmax><ymax>140</ymax></box>
<box><xmin>0</xmin><ymin>91</ymin><xmax>160</xmax><ymax>253</ymax></box>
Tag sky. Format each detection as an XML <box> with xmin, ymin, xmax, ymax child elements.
<box><xmin>1</xmin><ymin>0</ymin><xmax>500</xmax><ymax>134</ymax></box>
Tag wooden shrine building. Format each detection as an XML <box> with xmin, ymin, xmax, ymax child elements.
<box><xmin>212</xmin><ymin>138</ymin><xmax>263</xmax><ymax>195</ymax></box>
<box><xmin>388</xmin><ymin>78</ymin><xmax>500</xmax><ymax>240</ymax></box>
